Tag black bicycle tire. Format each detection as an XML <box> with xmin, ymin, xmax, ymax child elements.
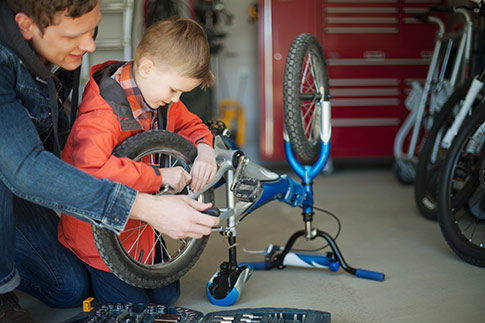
<box><xmin>283</xmin><ymin>33</ymin><xmax>330</xmax><ymax>163</ymax></box>
<box><xmin>437</xmin><ymin>106</ymin><xmax>485</xmax><ymax>267</ymax></box>
<box><xmin>414</xmin><ymin>80</ymin><xmax>473</xmax><ymax>220</ymax></box>
<box><xmin>92</xmin><ymin>130</ymin><xmax>212</xmax><ymax>288</ymax></box>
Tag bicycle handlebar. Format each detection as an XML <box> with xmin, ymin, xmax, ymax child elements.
<box><xmin>414</xmin><ymin>3</ymin><xmax>480</xmax><ymax>22</ymax></box>
<box><xmin>355</xmin><ymin>268</ymin><xmax>386</xmax><ymax>281</ymax></box>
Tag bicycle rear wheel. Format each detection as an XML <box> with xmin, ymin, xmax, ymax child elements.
<box><xmin>437</xmin><ymin>106</ymin><xmax>485</xmax><ymax>267</ymax></box>
<box><xmin>92</xmin><ymin>130</ymin><xmax>213</xmax><ymax>288</ymax></box>
<box><xmin>283</xmin><ymin>33</ymin><xmax>330</xmax><ymax>163</ymax></box>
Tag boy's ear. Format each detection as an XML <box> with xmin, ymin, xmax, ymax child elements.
<box><xmin>138</xmin><ymin>58</ymin><xmax>155</xmax><ymax>78</ymax></box>
<box><xmin>15</xmin><ymin>13</ymin><xmax>35</xmax><ymax>40</ymax></box>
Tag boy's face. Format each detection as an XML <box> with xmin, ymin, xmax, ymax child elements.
<box><xmin>137</xmin><ymin>63</ymin><xmax>201</xmax><ymax>109</ymax></box>
<box><xmin>18</xmin><ymin>3</ymin><xmax>101</xmax><ymax>70</ymax></box>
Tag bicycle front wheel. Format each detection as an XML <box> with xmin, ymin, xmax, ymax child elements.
<box><xmin>283</xmin><ymin>33</ymin><xmax>330</xmax><ymax>163</ymax></box>
<box><xmin>437</xmin><ymin>106</ymin><xmax>485</xmax><ymax>267</ymax></box>
<box><xmin>92</xmin><ymin>130</ymin><xmax>213</xmax><ymax>288</ymax></box>
<box><xmin>414</xmin><ymin>80</ymin><xmax>474</xmax><ymax>220</ymax></box>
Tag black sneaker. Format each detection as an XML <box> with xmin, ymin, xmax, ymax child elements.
<box><xmin>0</xmin><ymin>292</ymin><xmax>36</xmax><ymax>323</ymax></box>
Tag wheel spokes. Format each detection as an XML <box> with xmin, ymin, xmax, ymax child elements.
<box><xmin>299</xmin><ymin>51</ymin><xmax>322</xmax><ymax>142</ymax></box>
<box><xmin>449</xmin><ymin>125</ymin><xmax>485</xmax><ymax>249</ymax></box>
<box><xmin>118</xmin><ymin>148</ymin><xmax>193</xmax><ymax>267</ymax></box>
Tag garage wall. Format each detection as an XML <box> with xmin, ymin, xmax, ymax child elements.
<box><xmin>210</xmin><ymin>0</ymin><xmax>260</xmax><ymax>159</ymax></box>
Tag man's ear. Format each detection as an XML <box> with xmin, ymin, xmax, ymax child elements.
<box><xmin>137</xmin><ymin>58</ymin><xmax>155</xmax><ymax>79</ymax></box>
<box><xmin>15</xmin><ymin>13</ymin><xmax>35</xmax><ymax>40</ymax></box>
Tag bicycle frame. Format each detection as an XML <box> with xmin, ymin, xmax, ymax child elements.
<box><xmin>191</xmin><ymin>98</ymin><xmax>383</xmax><ymax>306</ymax></box>
<box><xmin>393</xmin><ymin>6</ymin><xmax>473</xmax><ymax>183</ymax></box>
<box><xmin>189</xmin><ymin>138</ymin><xmax>308</xmax><ymax>222</ymax></box>
<box><xmin>441</xmin><ymin>68</ymin><xmax>485</xmax><ymax>149</ymax></box>
<box><xmin>437</xmin><ymin>1</ymin><xmax>485</xmax><ymax>150</ymax></box>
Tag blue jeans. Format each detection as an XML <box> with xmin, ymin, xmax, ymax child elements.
<box><xmin>86</xmin><ymin>265</ymin><xmax>180</xmax><ymax>305</ymax></box>
<box><xmin>0</xmin><ymin>181</ymin><xmax>90</xmax><ymax>307</ymax></box>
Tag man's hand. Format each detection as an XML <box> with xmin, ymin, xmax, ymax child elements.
<box><xmin>160</xmin><ymin>166</ymin><xmax>191</xmax><ymax>193</ymax></box>
<box><xmin>129</xmin><ymin>193</ymin><xmax>219</xmax><ymax>239</ymax></box>
<box><xmin>190</xmin><ymin>143</ymin><xmax>217</xmax><ymax>193</ymax></box>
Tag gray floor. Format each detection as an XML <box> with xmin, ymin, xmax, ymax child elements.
<box><xmin>17</xmin><ymin>167</ymin><xmax>485</xmax><ymax>322</ymax></box>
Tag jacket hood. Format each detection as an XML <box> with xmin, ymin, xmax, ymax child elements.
<box><xmin>85</xmin><ymin>60</ymin><xmax>128</xmax><ymax>115</ymax></box>
<box><xmin>82</xmin><ymin>61</ymin><xmax>143</xmax><ymax>132</ymax></box>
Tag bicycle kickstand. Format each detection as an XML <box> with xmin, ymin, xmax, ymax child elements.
<box><xmin>206</xmin><ymin>228</ymin><xmax>253</xmax><ymax>306</ymax></box>
<box><xmin>243</xmin><ymin>229</ymin><xmax>384</xmax><ymax>281</ymax></box>
<box><xmin>277</xmin><ymin>228</ymin><xmax>385</xmax><ymax>281</ymax></box>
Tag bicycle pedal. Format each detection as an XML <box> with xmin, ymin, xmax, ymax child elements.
<box><xmin>233</xmin><ymin>178</ymin><xmax>262</xmax><ymax>202</ymax></box>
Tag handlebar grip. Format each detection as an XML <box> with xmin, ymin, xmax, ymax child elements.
<box><xmin>428</xmin><ymin>5</ymin><xmax>454</xmax><ymax>12</ymax></box>
<box><xmin>202</xmin><ymin>208</ymin><xmax>221</xmax><ymax>217</ymax></box>
<box><xmin>355</xmin><ymin>269</ymin><xmax>385</xmax><ymax>281</ymax></box>
<box><xmin>413</xmin><ymin>13</ymin><xmax>429</xmax><ymax>22</ymax></box>
<box><xmin>414</xmin><ymin>5</ymin><xmax>455</xmax><ymax>22</ymax></box>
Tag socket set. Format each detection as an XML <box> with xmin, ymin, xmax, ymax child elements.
<box><xmin>201</xmin><ymin>308</ymin><xmax>330</xmax><ymax>323</ymax></box>
<box><xmin>73</xmin><ymin>303</ymin><xmax>203</xmax><ymax>322</ymax></box>
<box><xmin>65</xmin><ymin>304</ymin><xmax>330</xmax><ymax>323</ymax></box>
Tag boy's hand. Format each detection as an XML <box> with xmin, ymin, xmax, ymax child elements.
<box><xmin>160</xmin><ymin>167</ymin><xmax>191</xmax><ymax>193</ymax></box>
<box><xmin>190</xmin><ymin>143</ymin><xmax>217</xmax><ymax>193</ymax></box>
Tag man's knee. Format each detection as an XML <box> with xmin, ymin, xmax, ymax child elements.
<box><xmin>46</xmin><ymin>276</ymin><xmax>90</xmax><ymax>308</ymax></box>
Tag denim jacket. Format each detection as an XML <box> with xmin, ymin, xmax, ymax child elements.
<box><xmin>0</xmin><ymin>41</ymin><xmax>135</xmax><ymax>232</ymax></box>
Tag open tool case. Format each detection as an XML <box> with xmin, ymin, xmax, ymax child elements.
<box><xmin>65</xmin><ymin>303</ymin><xmax>330</xmax><ymax>323</ymax></box>
<box><xmin>201</xmin><ymin>307</ymin><xmax>330</xmax><ymax>323</ymax></box>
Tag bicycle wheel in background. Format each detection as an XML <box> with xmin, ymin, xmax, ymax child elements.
<box><xmin>283</xmin><ymin>33</ymin><xmax>330</xmax><ymax>163</ymax></box>
<box><xmin>92</xmin><ymin>130</ymin><xmax>214</xmax><ymax>288</ymax></box>
<box><xmin>437</xmin><ymin>106</ymin><xmax>485</xmax><ymax>267</ymax></box>
<box><xmin>414</xmin><ymin>80</ymin><xmax>475</xmax><ymax>220</ymax></box>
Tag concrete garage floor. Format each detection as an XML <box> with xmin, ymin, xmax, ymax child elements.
<box><xmin>17</xmin><ymin>167</ymin><xmax>485</xmax><ymax>322</ymax></box>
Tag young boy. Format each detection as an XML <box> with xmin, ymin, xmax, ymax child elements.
<box><xmin>58</xmin><ymin>17</ymin><xmax>217</xmax><ymax>304</ymax></box>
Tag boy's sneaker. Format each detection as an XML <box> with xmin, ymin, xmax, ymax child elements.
<box><xmin>0</xmin><ymin>292</ymin><xmax>35</xmax><ymax>323</ymax></box>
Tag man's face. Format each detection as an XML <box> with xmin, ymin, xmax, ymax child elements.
<box><xmin>29</xmin><ymin>4</ymin><xmax>102</xmax><ymax>70</ymax></box>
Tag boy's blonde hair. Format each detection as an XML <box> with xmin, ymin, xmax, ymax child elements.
<box><xmin>135</xmin><ymin>16</ymin><xmax>215</xmax><ymax>89</ymax></box>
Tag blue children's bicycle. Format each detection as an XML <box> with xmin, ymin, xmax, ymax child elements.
<box><xmin>91</xmin><ymin>33</ymin><xmax>385</xmax><ymax>306</ymax></box>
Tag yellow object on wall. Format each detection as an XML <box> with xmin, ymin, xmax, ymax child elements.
<box><xmin>216</xmin><ymin>99</ymin><xmax>246</xmax><ymax>148</ymax></box>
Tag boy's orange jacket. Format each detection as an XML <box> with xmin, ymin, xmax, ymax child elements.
<box><xmin>58</xmin><ymin>61</ymin><xmax>213</xmax><ymax>272</ymax></box>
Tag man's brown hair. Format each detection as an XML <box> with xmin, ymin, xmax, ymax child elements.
<box><xmin>135</xmin><ymin>16</ymin><xmax>215</xmax><ymax>89</ymax></box>
<box><xmin>6</xmin><ymin>0</ymin><xmax>98</xmax><ymax>34</ymax></box>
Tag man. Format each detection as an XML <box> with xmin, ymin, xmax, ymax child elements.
<box><xmin>0</xmin><ymin>1</ymin><xmax>219</xmax><ymax>321</ymax></box>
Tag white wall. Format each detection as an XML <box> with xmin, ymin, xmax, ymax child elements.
<box><xmin>211</xmin><ymin>0</ymin><xmax>260</xmax><ymax>159</ymax></box>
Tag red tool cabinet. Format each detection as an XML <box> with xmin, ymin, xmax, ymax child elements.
<box><xmin>258</xmin><ymin>0</ymin><xmax>445</xmax><ymax>160</ymax></box>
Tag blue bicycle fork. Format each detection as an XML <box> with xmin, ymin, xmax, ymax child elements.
<box><xmin>272</xmin><ymin>140</ymin><xmax>385</xmax><ymax>281</ymax></box>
